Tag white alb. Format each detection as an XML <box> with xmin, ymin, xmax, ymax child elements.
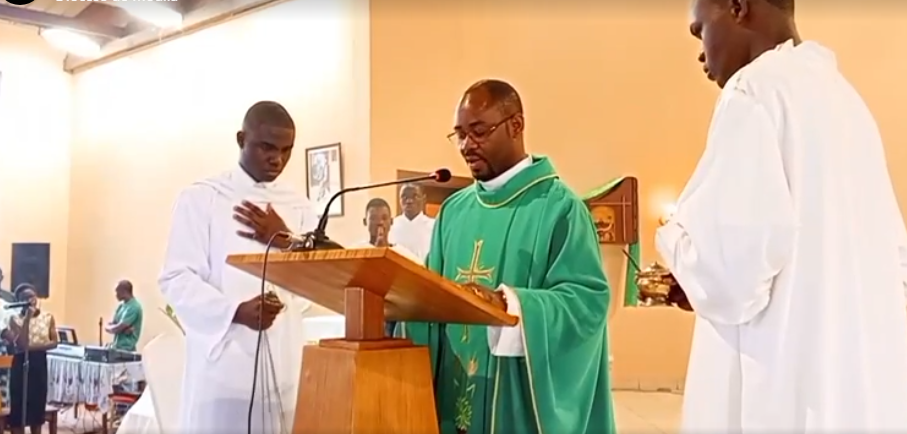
<box><xmin>159</xmin><ymin>167</ymin><xmax>318</xmax><ymax>433</ymax></box>
<box><xmin>657</xmin><ymin>40</ymin><xmax>907</xmax><ymax>432</ymax></box>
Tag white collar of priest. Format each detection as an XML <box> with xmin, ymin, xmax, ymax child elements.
<box><xmin>478</xmin><ymin>155</ymin><xmax>533</xmax><ymax>192</ymax></box>
<box><xmin>234</xmin><ymin>165</ymin><xmax>276</xmax><ymax>190</ymax></box>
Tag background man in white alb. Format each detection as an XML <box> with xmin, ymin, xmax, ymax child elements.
<box><xmin>159</xmin><ymin>101</ymin><xmax>318</xmax><ymax>432</ymax></box>
<box><xmin>657</xmin><ymin>0</ymin><xmax>907</xmax><ymax>431</ymax></box>
<box><xmin>388</xmin><ymin>184</ymin><xmax>434</xmax><ymax>262</ymax></box>
<box><xmin>354</xmin><ymin>197</ymin><xmax>420</xmax><ymax>337</ymax></box>
<box><xmin>354</xmin><ymin>197</ymin><xmax>420</xmax><ymax>262</ymax></box>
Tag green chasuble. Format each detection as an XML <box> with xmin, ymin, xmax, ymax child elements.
<box><xmin>401</xmin><ymin>156</ymin><xmax>616</xmax><ymax>434</ymax></box>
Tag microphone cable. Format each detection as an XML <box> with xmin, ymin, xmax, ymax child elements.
<box><xmin>247</xmin><ymin>231</ymin><xmax>289</xmax><ymax>434</ymax></box>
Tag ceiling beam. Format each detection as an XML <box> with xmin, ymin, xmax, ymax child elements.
<box><xmin>64</xmin><ymin>0</ymin><xmax>287</xmax><ymax>73</ymax></box>
<box><xmin>0</xmin><ymin>4</ymin><xmax>126</xmax><ymax>39</ymax></box>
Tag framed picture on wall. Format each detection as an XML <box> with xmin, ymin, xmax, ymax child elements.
<box><xmin>306</xmin><ymin>143</ymin><xmax>344</xmax><ymax>217</ymax></box>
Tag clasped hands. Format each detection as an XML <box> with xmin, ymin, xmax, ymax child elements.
<box><xmin>462</xmin><ymin>283</ymin><xmax>507</xmax><ymax>311</ymax></box>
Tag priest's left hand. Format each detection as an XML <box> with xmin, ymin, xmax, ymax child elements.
<box><xmin>462</xmin><ymin>283</ymin><xmax>507</xmax><ymax>310</ymax></box>
<box><xmin>233</xmin><ymin>201</ymin><xmax>292</xmax><ymax>247</ymax></box>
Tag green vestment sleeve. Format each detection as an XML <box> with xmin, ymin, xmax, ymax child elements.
<box><xmin>508</xmin><ymin>199</ymin><xmax>614</xmax><ymax>433</ymax></box>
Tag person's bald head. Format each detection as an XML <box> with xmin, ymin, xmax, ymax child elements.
<box><xmin>462</xmin><ymin>79</ymin><xmax>523</xmax><ymax>118</ymax></box>
<box><xmin>115</xmin><ymin>280</ymin><xmax>133</xmax><ymax>301</ymax></box>
<box><xmin>452</xmin><ymin>79</ymin><xmax>527</xmax><ymax>182</ymax></box>
<box><xmin>236</xmin><ymin>101</ymin><xmax>296</xmax><ymax>183</ymax></box>
<box><xmin>689</xmin><ymin>0</ymin><xmax>798</xmax><ymax>89</ymax></box>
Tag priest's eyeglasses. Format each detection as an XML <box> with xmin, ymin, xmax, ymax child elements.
<box><xmin>447</xmin><ymin>113</ymin><xmax>520</xmax><ymax>146</ymax></box>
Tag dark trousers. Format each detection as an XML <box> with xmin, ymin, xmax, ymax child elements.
<box><xmin>8</xmin><ymin>350</ymin><xmax>48</xmax><ymax>428</ymax></box>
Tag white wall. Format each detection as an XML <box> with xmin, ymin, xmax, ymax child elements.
<box><xmin>67</xmin><ymin>0</ymin><xmax>370</xmax><ymax>344</ymax></box>
<box><xmin>0</xmin><ymin>22</ymin><xmax>72</xmax><ymax>317</ymax></box>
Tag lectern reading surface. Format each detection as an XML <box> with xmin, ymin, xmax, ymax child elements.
<box><xmin>226</xmin><ymin>247</ymin><xmax>517</xmax><ymax>434</ymax></box>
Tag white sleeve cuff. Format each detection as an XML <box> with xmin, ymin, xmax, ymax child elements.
<box><xmin>486</xmin><ymin>284</ymin><xmax>525</xmax><ymax>357</ymax></box>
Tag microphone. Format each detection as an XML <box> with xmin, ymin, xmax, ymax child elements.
<box><xmin>292</xmin><ymin>168</ymin><xmax>452</xmax><ymax>251</ymax></box>
<box><xmin>4</xmin><ymin>301</ymin><xmax>30</xmax><ymax>310</ymax></box>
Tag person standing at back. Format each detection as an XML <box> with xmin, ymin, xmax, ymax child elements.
<box><xmin>2</xmin><ymin>284</ymin><xmax>57</xmax><ymax>434</ymax></box>
<box><xmin>355</xmin><ymin>198</ymin><xmax>421</xmax><ymax>262</ymax></box>
<box><xmin>354</xmin><ymin>197</ymin><xmax>421</xmax><ymax>338</ymax></box>
<box><xmin>658</xmin><ymin>0</ymin><xmax>907</xmax><ymax>431</ymax></box>
<box><xmin>105</xmin><ymin>280</ymin><xmax>143</xmax><ymax>352</ymax></box>
<box><xmin>388</xmin><ymin>184</ymin><xmax>434</xmax><ymax>262</ymax></box>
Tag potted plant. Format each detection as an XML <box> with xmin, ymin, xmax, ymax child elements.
<box><xmin>159</xmin><ymin>304</ymin><xmax>185</xmax><ymax>335</ymax></box>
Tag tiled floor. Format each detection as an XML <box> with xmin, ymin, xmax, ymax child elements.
<box><xmin>47</xmin><ymin>391</ymin><xmax>682</xmax><ymax>433</ymax></box>
<box><xmin>614</xmin><ymin>391</ymin><xmax>682</xmax><ymax>433</ymax></box>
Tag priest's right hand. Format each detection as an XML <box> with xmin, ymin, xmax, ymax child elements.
<box><xmin>233</xmin><ymin>295</ymin><xmax>283</xmax><ymax>330</ymax></box>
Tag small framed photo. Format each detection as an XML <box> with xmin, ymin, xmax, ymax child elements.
<box><xmin>305</xmin><ymin>143</ymin><xmax>344</xmax><ymax>217</ymax></box>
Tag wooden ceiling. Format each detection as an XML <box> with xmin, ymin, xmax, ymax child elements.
<box><xmin>0</xmin><ymin>0</ymin><xmax>283</xmax><ymax>72</ymax></box>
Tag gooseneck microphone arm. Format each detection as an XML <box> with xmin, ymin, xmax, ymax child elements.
<box><xmin>290</xmin><ymin>168</ymin><xmax>452</xmax><ymax>251</ymax></box>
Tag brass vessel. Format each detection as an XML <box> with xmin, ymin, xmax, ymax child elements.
<box><xmin>635</xmin><ymin>262</ymin><xmax>676</xmax><ymax>307</ymax></box>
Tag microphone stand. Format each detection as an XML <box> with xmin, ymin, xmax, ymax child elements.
<box><xmin>290</xmin><ymin>171</ymin><xmax>449</xmax><ymax>252</ymax></box>
<box><xmin>19</xmin><ymin>305</ymin><xmax>30</xmax><ymax>431</ymax></box>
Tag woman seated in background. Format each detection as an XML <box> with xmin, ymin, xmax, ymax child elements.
<box><xmin>1</xmin><ymin>283</ymin><xmax>58</xmax><ymax>434</ymax></box>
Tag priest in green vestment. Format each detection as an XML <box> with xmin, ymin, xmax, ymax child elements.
<box><xmin>399</xmin><ymin>79</ymin><xmax>615</xmax><ymax>434</ymax></box>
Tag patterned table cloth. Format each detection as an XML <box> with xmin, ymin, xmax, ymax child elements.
<box><xmin>47</xmin><ymin>356</ymin><xmax>145</xmax><ymax>411</ymax></box>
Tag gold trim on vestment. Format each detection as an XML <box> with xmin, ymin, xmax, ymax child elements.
<box><xmin>516</xmin><ymin>292</ymin><xmax>544</xmax><ymax>434</ymax></box>
<box><xmin>474</xmin><ymin>175</ymin><xmax>559</xmax><ymax>209</ymax></box>
<box><xmin>490</xmin><ymin>361</ymin><xmax>500</xmax><ymax>434</ymax></box>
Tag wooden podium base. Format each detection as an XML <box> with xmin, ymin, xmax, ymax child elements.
<box><xmin>293</xmin><ymin>338</ymin><xmax>439</xmax><ymax>434</ymax></box>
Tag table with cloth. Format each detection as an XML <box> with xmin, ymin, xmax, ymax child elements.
<box><xmin>0</xmin><ymin>355</ymin><xmax>144</xmax><ymax>413</ymax></box>
<box><xmin>116</xmin><ymin>315</ymin><xmax>346</xmax><ymax>434</ymax></box>
<box><xmin>47</xmin><ymin>355</ymin><xmax>145</xmax><ymax>411</ymax></box>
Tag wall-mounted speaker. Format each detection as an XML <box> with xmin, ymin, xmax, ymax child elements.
<box><xmin>11</xmin><ymin>243</ymin><xmax>51</xmax><ymax>299</ymax></box>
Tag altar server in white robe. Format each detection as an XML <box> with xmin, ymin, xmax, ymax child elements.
<box><xmin>355</xmin><ymin>197</ymin><xmax>421</xmax><ymax>263</ymax></box>
<box><xmin>388</xmin><ymin>184</ymin><xmax>434</xmax><ymax>262</ymax></box>
<box><xmin>657</xmin><ymin>0</ymin><xmax>907</xmax><ymax>432</ymax></box>
<box><xmin>354</xmin><ymin>197</ymin><xmax>421</xmax><ymax>337</ymax></box>
<box><xmin>159</xmin><ymin>101</ymin><xmax>318</xmax><ymax>433</ymax></box>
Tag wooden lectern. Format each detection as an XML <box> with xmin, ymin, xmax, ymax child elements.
<box><xmin>227</xmin><ymin>247</ymin><xmax>517</xmax><ymax>434</ymax></box>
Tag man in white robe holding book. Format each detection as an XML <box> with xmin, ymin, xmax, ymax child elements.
<box><xmin>658</xmin><ymin>0</ymin><xmax>907</xmax><ymax>432</ymax></box>
<box><xmin>159</xmin><ymin>101</ymin><xmax>318</xmax><ymax>433</ymax></box>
